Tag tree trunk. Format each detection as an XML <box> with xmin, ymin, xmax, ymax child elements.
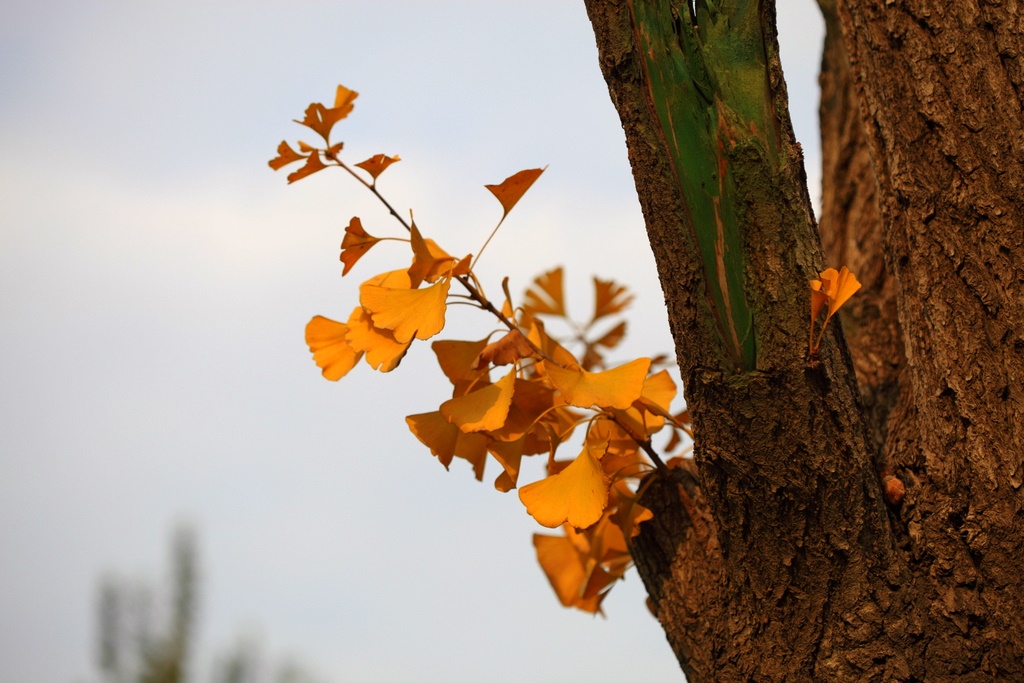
<box><xmin>583</xmin><ymin>1</ymin><xmax>1024</xmax><ymax>680</ymax></box>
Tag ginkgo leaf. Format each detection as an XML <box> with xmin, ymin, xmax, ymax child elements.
<box><xmin>440</xmin><ymin>368</ymin><xmax>516</xmax><ymax>432</ymax></box>
<box><xmin>345</xmin><ymin>306</ymin><xmax>411</xmax><ymax>372</ymax></box>
<box><xmin>523</xmin><ymin>267</ymin><xmax>565</xmax><ymax>317</ymax></box>
<box><xmin>432</xmin><ymin>339</ymin><xmax>490</xmax><ymax>385</ymax></box>
<box><xmin>810</xmin><ymin>282</ymin><xmax>829</xmax><ymax>323</ymax></box>
<box><xmin>287</xmin><ymin>149</ymin><xmax>327</xmax><ymax>184</ymax></box>
<box><xmin>592</xmin><ymin>321</ymin><xmax>627</xmax><ymax>350</ymax></box>
<box><xmin>451</xmin><ymin>255</ymin><xmax>472</xmax><ymax>278</ymax></box>
<box><xmin>809</xmin><ymin>266</ymin><xmax>861</xmax><ymax>353</ymax></box>
<box><xmin>355</xmin><ymin>153</ymin><xmax>400</xmax><ymax>180</ymax></box>
<box><xmin>525</xmin><ymin>319</ymin><xmax>579</xmax><ymax>372</ymax></box>
<box><xmin>533</xmin><ymin>533</ymin><xmax>589</xmax><ymax>608</ymax></box>
<box><xmin>294</xmin><ymin>86</ymin><xmax>359</xmax><ymax>142</ymax></box>
<box><xmin>489</xmin><ymin>436</ymin><xmax>527</xmax><ymax>492</ymax></box>
<box><xmin>485</xmin><ymin>167</ymin><xmax>545</xmax><ymax>217</ymax></box>
<box><xmin>340</xmin><ymin>217</ymin><xmax>381</xmax><ymax>276</ymax></box>
<box><xmin>636</xmin><ymin>369</ymin><xmax>678</xmax><ymax>415</ymax></box>
<box><xmin>544</xmin><ymin>358</ymin><xmax>650</xmax><ymax>410</ymax></box>
<box><xmin>268</xmin><ymin>141</ymin><xmax>305</xmax><ymax>170</ymax></box>
<box><xmin>821</xmin><ymin>266</ymin><xmax>861</xmax><ymax>317</ymax></box>
<box><xmin>408</xmin><ymin>223</ymin><xmax>455</xmax><ymax>287</ymax></box>
<box><xmin>304</xmin><ymin>315</ymin><xmax>363</xmax><ymax>380</ymax></box>
<box><xmin>610</xmin><ymin>488</ymin><xmax>653</xmax><ymax>541</ymax></box>
<box><xmin>334</xmin><ymin>84</ymin><xmax>359</xmax><ymax>112</ymax></box>
<box><xmin>360</xmin><ymin>268</ymin><xmax>412</xmax><ymax>290</ymax></box>
<box><xmin>519</xmin><ymin>442</ymin><xmax>610</xmax><ymax>529</ymax></box>
<box><xmin>471</xmin><ymin>328</ymin><xmax>534</xmax><ymax>369</ymax></box>
<box><xmin>360</xmin><ymin>277</ymin><xmax>450</xmax><ymax>344</ymax></box>
<box><xmin>592</xmin><ymin>277</ymin><xmax>634</xmax><ymax>322</ymax></box>
<box><xmin>406</xmin><ymin>410</ymin><xmax>489</xmax><ymax>471</ymax></box>
<box><xmin>488</xmin><ymin>379</ymin><xmax>556</xmax><ymax>445</ymax></box>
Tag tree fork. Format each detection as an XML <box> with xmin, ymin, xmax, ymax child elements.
<box><xmin>584</xmin><ymin>1</ymin><xmax>912</xmax><ymax>679</ymax></box>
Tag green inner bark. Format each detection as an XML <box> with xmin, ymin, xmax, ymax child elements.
<box><xmin>629</xmin><ymin>0</ymin><xmax>778</xmax><ymax>370</ymax></box>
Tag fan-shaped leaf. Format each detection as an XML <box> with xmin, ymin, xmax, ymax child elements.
<box><xmin>340</xmin><ymin>217</ymin><xmax>381</xmax><ymax>276</ymax></box>
<box><xmin>304</xmin><ymin>316</ymin><xmax>362</xmax><ymax>380</ymax></box>
<box><xmin>485</xmin><ymin>167</ymin><xmax>545</xmax><ymax>217</ymax></box>
<box><xmin>519</xmin><ymin>442</ymin><xmax>610</xmax><ymax>529</ymax></box>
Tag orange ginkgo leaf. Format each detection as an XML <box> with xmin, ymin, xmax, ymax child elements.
<box><xmin>485</xmin><ymin>167</ymin><xmax>545</xmax><ymax>217</ymax></box>
<box><xmin>471</xmin><ymin>328</ymin><xmax>535</xmax><ymax>369</ymax></box>
<box><xmin>304</xmin><ymin>315</ymin><xmax>363</xmax><ymax>380</ymax></box>
<box><xmin>533</xmin><ymin>532</ymin><xmax>611</xmax><ymax>613</ymax></box>
<box><xmin>519</xmin><ymin>440</ymin><xmax>610</xmax><ymax>529</ymax></box>
<box><xmin>810</xmin><ymin>266</ymin><xmax>861</xmax><ymax>353</ymax></box>
<box><xmin>533</xmin><ymin>533</ymin><xmax>587</xmax><ymax>607</ymax></box>
<box><xmin>592</xmin><ymin>320</ymin><xmax>627</xmax><ymax>350</ymax></box>
<box><xmin>355</xmin><ymin>154</ymin><xmax>400</xmax><ymax>180</ymax></box>
<box><xmin>819</xmin><ymin>266</ymin><xmax>861</xmax><ymax>318</ymax></box>
<box><xmin>339</xmin><ymin>217</ymin><xmax>381</xmax><ymax>276</ymax></box>
<box><xmin>293</xmin><ymin>85</ymin><xmax>359</xmax><ymax>142</ymax></box>
<box><xmin>440</xmin><ymin>368</ymin><xmax>516</xmax><ymax>433</ymax></box>
<box><xmin>610</xmin><ymin>486</ymin><xmax>654</xmax><ymax>541</ymax></box>
<box><xmin>636</xmin><ymin>369</ymin><xmax>678</xmax><ymax>417</ymax></box>
<box><xmin>522</xmin><ymin>267</ymin><xmax>565</xmax><ymax>317</ymax></box>
<box><xmin>406</xmin><ymin>410</ymin><xmax>489</xmax><ymax>473</ymax></box>
<box><xmin>345</xmin><ymin>306</ymin><xmax>411</xmax><ymax>372</ymax></box>
<box><xmin>607</xmin><ymin>368</ymin><xmax>678</xmax><ymax>440</ymax></box>
<box><xmin>432</xmin><ymin>339</ymin><xmax>490</xmax><ymax>385</ymax></box>
<box><xmin>268</xmin><ymin>141</ymin><xmax>306</xmax><ymax>170</ymax></box>
<box><xmin>544</xmin><ymin>358</ymin><xmax>650</xmax><ymax>411</ymax></box>
<box><xmin>286</xmin><ymin>149</ymin><xmax>327</xmax><ymax>184</ymax></box>
<box><xmin>407</xmin><ymin>222</ymin><xmax>456</xmax><ymax>288</ymax></box>
<box><xmin>592</xmin><ymin>277</ymin><xmax>634</xmax><ymax>323</ymax></box>
<box><xmin>360</xmin><ymin>277</ymin><xmax>450</xmax><ymax>344</ymax></box>
<box><xmin>526</xmin><ymin>318</ymin><xmax>578</xmax><ymax>370</ymax></box>
<box><xmin>489</xmin><ymin>436</ymin><xmax>527</xmax><ymax>492</ymax></box>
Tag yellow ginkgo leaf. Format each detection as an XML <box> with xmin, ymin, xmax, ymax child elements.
<box><xmin>360</xmin><ymin>277</ymin><xmax>450</xmax><ymax>344</ymax></box>
<box><xmin>354</xmin><ymin>153</ymin><xmax>400</xmax><ymax>180</ymax></box>
<box><xmin>636</xmin><ymin>369</ymin><xmax>678</xmax><ymax>416</ymax></box>
<box><xmin>432</xmin><ymin>339</ymin><xmax>489</xmax><ymax>385</ymax></box>
<box><xmin>592</xmin><ymin>277</ymin><xmax>634</xmax><ymax>322</ymax></box>
<box><xmin>485</xmin><ymin>167</ymin><xmax>546</xmax><ymax>217</ymax></box>
<box><xmin>304</xmin><ymin>315</ymin><xmax>363</xmax><ymax>380</ymax></box>
<box><xmin>519</xmin><ymin>443</ymin><xmax>610</xmax><ymax>529</ymax></box>
<box><xmin>593</xmin><ymin>320</ymin><xmax>627</xmax><ymax>351</ymax></box>
<box><xmin>408</xmin><ymin>223</ymin><xmax>455</xmax><ymax>288</ymax></box>
<box><xmin>809</xmin><ymin>266</ymin><xmax>861</xmax><ymax>354</ymax></box>
<box><xmin>471</xmin><ymin>328</ymin><xmax>535</xmax><ymax>369</ymax></box>
<box><xmin>822</xmin><ymin>266</ymin><xmax>861</xmax><ymax>317</ymax></box>
<box><xmin>533</xmin><ymin>533</ymin><xmax>589</xmax><ymax>608</ymax></box>
<box><xmin>406</xmin><ymin>410</ymin><xmax>489</xmax><ymax>472</ymax></box>
<box><xmin>522</xmin><ymin>267</ymin><xmax>565</xmax><ymax>317</ymax></box>
<box><xmin>340</xmin><ymin>217</ymin><xmax>381</xmax><ymax>276</ymax></box>
<box><xmin>544</xmin><ymin>358</ymin><xmax>650</xmax><ymax>410</ymax></box>
<box><xmin>440</xmin><ymin>368</ymin><xmax>516</xmax><ymax>433</ymax></box>
<box><xmin>525</xmin><ymin>319</ymin><xmax>578</xmax><ymax>369</ymax></box>
<box><xmin>345</xmin><ymin>306</ymin><xmax>411</xmax><ymax>372</ymax></box>
<box><xmin>489</xmin><ymin>435</ymin><xmax>527</xmax><ymax>492</ymax></box>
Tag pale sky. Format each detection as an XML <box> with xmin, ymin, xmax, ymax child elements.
<box><xmin>0</xmin><ymin>2</ymin><xmax>824</xmax><ymax>681</ymax></box>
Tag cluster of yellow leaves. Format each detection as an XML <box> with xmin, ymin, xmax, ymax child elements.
<box><xmin>809</xmin><ymin>266</ymin><xmax>861</xmax><ymax>355</ymax></box>
<box><xmin>271</xmin><ymin>86</ymin><xmax>693</xmax><ymax>614</ymax></box>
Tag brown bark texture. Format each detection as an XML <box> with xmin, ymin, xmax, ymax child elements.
<box><xmin>584</xmin><ymin>0</ymin><xmax>1024</xmax><ymax>681</ymax></box>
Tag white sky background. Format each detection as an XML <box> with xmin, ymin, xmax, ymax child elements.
<box><xmin>0</xmin><ymin>2</ymin><xmax>824</xmax><ymax>681</ymax></box>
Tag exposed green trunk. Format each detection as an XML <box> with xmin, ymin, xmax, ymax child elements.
<box><xmin>627</xmin><ymin>0</ymin><xmax>796</xmax><ymax>370</ymax></box>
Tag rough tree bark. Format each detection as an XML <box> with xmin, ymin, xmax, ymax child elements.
<box><xmin>583</xmin><ymin>1</ymin><xmax>1024</xmax><ymax>681</ymax></box>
